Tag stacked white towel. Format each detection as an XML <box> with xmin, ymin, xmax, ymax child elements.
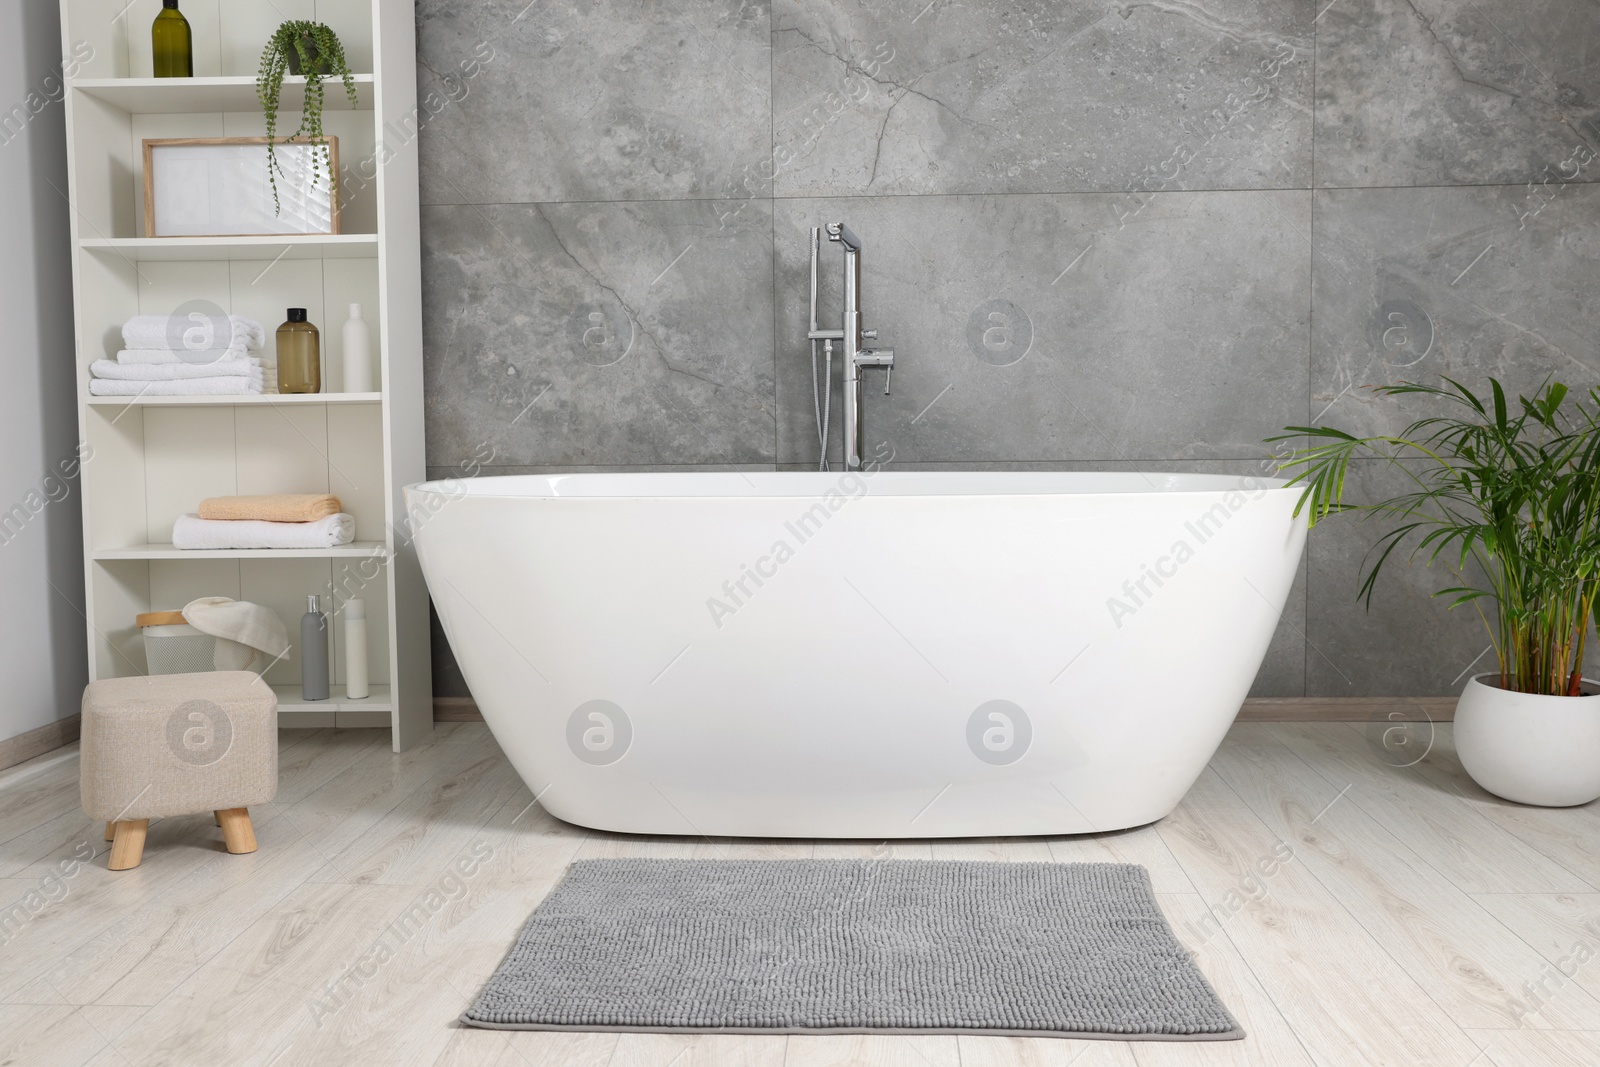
<box><xmin>91</xmin><ymin>358</ymin><xmax>262</xmax><ymax>381</ymax></box>
<box><xmin>95</xmin><ymin>314</ymin><xmax>270</xmax><ymax>396</ymax></box>
<box><xmin>172</xmin><ymin>513</ymin><xmax>356</xmax><ymax>551</ymax></box>
<box><xmin>89</xmin><ymin>357</ymin><xmax>263</xmax><ymax>396</ymax></box>
<box><xmin>90</xmin><ymin>378</ymin><xmax>264</xmax><ymax>396</ymax></box>
<box><xmin>115</xmin><ymin>347</ymin><xmax>254</xmax><ymax>366</ymax></box>
<box><xmin>122</xmin><ymin>314</ymin><xmax>266</xmax><ymax>354</ymax></box>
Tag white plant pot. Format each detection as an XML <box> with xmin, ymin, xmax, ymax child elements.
<box><xmin>1454</xmin><ymin>675</ymin><xmax>1600</xmax><ymax>807</ymax></box>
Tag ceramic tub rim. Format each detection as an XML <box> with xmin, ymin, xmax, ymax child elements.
<box><xmin>405</xmin><ymin>470</ymin><xmax>1298</xmax><ymax>501</ymax></box>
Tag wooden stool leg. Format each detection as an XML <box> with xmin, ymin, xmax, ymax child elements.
<box><xmin>108</xmin><ymin>820</ymin><xmax>149</xmax><ymax>871</ymax></box>
<box><xmin>104</xmin><ymin>821</ymin><xmax>115</xmax><ymax>841</ymax></box>
<box><xmin>216</xmin><ymin>808</ymin><xmax>256</xmax><ymax>855</ymax></box>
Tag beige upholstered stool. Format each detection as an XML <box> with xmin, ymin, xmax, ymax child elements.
<box><xmin>80</xmin><ymin>672</ymin><xmax>278</xmax><ymax>871</ymax></box>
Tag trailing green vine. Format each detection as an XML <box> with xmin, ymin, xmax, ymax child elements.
<box><xmin>257</xmin><ymin>21</ymin><xmax>358</xmax><ymax>215</ymax></box>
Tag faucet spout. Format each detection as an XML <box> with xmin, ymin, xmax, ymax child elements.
<box><xmin>826</xmin><ymin>222</ymin><xmax>862</xmax><ymax>253</ymax></box>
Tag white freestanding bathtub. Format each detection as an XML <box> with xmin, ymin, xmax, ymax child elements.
<box><xmin>407</xmin><ymin>470</ymin><xmax>1306</xmax><ymax>838</ymax></box>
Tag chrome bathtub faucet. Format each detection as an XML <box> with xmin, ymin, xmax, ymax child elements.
<box><xmin>808</xmin><ymin>222</ymin><xmax>895</xmax><ymax>471</ymax></box>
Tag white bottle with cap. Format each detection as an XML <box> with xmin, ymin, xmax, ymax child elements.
<box><xmin>344</xmin><ymin>598</ymin><xmax>369</xmax><ymax>700</ymax></box>
<box><xmin>342</xmin><ymin>303</ymin><xmax>375</xmax><ymax>393</ymax></box>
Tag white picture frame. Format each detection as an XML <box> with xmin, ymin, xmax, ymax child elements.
<box><xmin>143</xmin><ymin>137</ymin><xmax>342</xmax><ymax>238</ymax></box>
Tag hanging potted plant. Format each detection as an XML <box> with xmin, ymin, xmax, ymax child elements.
<box><xmin>1271</xmin><ymin>378</ymin><xmax>1600</xmax><ymax>806</ymax></box>
<box><xmin>256</xmin><ymin>21</ymin><xmax>359</xmax><ymax>215</ymax></box>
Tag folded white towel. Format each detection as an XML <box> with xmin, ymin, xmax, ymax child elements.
<box><xmin>172</xmin><ymin>512</ymin><xmax>356</xmax><ymax>551</ymax></box>
<box><xmin>116</xmin><ymin>347</ymin><xmax>252</xmax><ymax>366</ymax></box>
<box><xmin>182</xmin><ymin>596</ymin><xmax>291</xmax><ymax>664</ymax></box>
<box><xmin>92</xmin><ymin>358</ymin><xmax>262</xmax><ymax>381</ymax></box>
<box><xmin>123</xmin><ymin>314</ymin><xmax>265</xmax><ymax>353</ymax></box>
<box><xmin>89</xmin><ymin>377</ymin><xmax>263</xmax><ymax>396</ymax></box>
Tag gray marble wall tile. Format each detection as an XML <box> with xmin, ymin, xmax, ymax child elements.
<box><xmin>1310</xmin><ymin>184</ymin><xmax>1600</xmax><ymax>438</ymax></box>
<box><xmin>413</xmin><ymin>0</ymin><xmax>1597</xmax><ymax>698</ymax></box>
<box><xmin>775</xmin><ymin>191</ymin><xmax>1311</xmax><ymax>465</ymax></box>
<box><xmin>416</xmin><ymin>0</ymin><xmax>771</xmax><ymax>204</ymax></box>
<box><xmin>421</xmin><ymin>199</ymin><xmax>776</xmax><ymax>466</ymax></box>
<box><xmin>430</xmin><ymin>608</ymin><xmax>470</xmax><ymax>698</ymax></box>
<box><xmin>771</xmin><ymin>0</ymin><xmax>1312</xmax><ymax>196</ymax></box>
<box><xmin>1315</xmin><ymin>0</ymin><xmax>1600</xmax><ymax>188</ymax></box>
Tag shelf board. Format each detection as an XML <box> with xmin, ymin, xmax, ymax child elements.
<box><xmin>73</xmin><ymin>74</ymin><xmax>375</xmax><ymax>115</ymax></box>
<box><xmin>88</xmin><ymin>392</ymin><xmax>382</xmax><ymax>408</ymax></box>
<box><xmin>81</xmin><ymin>234</ymin><xmax>379</xmax><ymax>262</ymax></box>
<box><xmin>93</xmin><ymin>541</ymin><xmax>386</xmax><ymax>561</ymax></box>
<box><xmin>272</xmin><ymin>684</ymin><xmax>392</xmax><ymax>713</ymax></box>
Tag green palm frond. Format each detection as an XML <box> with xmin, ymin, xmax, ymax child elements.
<box><xmin>1271</xmin><ymin>379</ymin><xmax>1600</xmax><ymax>697</ymax></box>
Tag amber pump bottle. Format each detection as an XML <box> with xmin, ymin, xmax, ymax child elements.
<box><xmin>151</xmin><ymin>0</ymin><xmax>193</xmax><ymax>78</ymax></box>
<box><xmin>277</xmin><ymin>309</ymin><xmax>322</xmax><ymax>394</ymax></box>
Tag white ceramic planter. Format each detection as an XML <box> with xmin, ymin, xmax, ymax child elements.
<box><xmin>1454</xmin><ymin>675</ymin><xmax>1600</xmax><ymax>807</ymax></box>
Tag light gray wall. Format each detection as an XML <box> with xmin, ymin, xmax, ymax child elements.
<box><xmin>415</xmin><ymin>0</ymin><xmax>1600</xmax><ymax>698</ymax></box>
<box><xmin>0</xmin><ymin>0</ymin><xmax>86</xmax><ymax>742</ymax></box>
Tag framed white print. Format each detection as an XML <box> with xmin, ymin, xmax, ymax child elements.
<box><xmin>143</xmin><ymin>137</ymin><xmax>342</xmax><ymax>238</ymax></box>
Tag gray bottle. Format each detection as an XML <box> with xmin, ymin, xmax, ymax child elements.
<box><xmin>300</xmin><ymin>594</ymin><xmax>330</xmax><ymax>701</ymax></box>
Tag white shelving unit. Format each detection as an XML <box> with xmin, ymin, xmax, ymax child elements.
<box><xmin>59</xmin><ymin>0</ymin><xmax>432</xmax><ymax>747</ymax></box>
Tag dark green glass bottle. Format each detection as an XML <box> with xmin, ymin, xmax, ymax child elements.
<box><xmin>152</xmin><ymin>0</ymin><xmax>192</xmax><ymax>79</ymax></box>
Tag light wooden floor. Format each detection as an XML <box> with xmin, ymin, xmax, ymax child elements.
<box><xmin>2</xmin><ymin>721</ymin><xmax>1597</xmax><ymax>1067</ymax></box>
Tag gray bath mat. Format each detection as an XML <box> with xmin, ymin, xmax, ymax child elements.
<box><xmin>461</xmin><ymin>858</ymin><xmax>1242</xmax><ymax>1041</ymax></box>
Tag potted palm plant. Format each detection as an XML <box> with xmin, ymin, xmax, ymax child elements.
<box><xmin>1272</xmin><ymin>378</ymin><xmax>1600</xmax><ymax>806</ymax></box>
<box><xmin>256</xmin><ymin>21</ymin><xmax>358</xmax><ymax>215</ymax></box>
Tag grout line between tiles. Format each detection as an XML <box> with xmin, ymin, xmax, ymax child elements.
<box><xmin>415</xmin><ymin>178</ymin><xmax>1600</xmax><ymax>211</ymax></box>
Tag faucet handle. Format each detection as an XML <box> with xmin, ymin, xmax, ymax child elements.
<box><xmin>884</xmin><ymin>364</ymin><xmax>892</xmax><ymax>395</ymax></box>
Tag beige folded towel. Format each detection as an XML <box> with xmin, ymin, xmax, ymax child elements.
<box><xmin>198</xmin><ymin>493</ymin><xmax>343</xmax><ymax>523</ymax></box>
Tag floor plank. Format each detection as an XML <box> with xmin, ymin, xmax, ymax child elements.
<box><xmin>1463</xmin><ymin>1028</ymin><xmax>1600</xmax><ymax>1067</ymax></box>
<box><xmin>958</xmin><ymin>1034</ymin><xmax>1138</xmax><ymax>1066</ymax></box>
<box><xmin>0</xmin><ymin>1002</ymin><xmax>116</xmax><ymax>1067</ymax></box>
<box><xmin>1371</xmin><ymin>723</ymin><xmax>1600</xmax><ymax>887</ymax></box>
<box><xmin>786</xmin><ymin>1033</ymin><xmax>960</xmax><ymax>1067</ymax></box>
<box><xmin>285</xmin><ymin>793</ymin><xmax>589</xmax><ymax>1063</ymax></box>
<box><xmin>1156</xmin><ymin>765</ymin><xmax>1482</xmax><ymax>1064</ymax></box>
<box><xmin>47</xmin><ymin>818</ymin><xmax>331</xmax><ymax>1006</ymax></box>
<box><xmin>1468</xmin><ymin>893</ymin><xmax>1600</xmax><ymax>1013</ymax></box>
<box><xmin>5</xmin><ymin>721</ymin><xmax>1599</xmax><ymax>1065</ymax></box>
<box><xmin>106</xmin><ymin>880</ymin><xmax>422</xmax><ymax>1064</ymax></box>
<box><xmin>315</xmin><ymin>743</ymin><xmax>525</xmax><ymax>886</ymax></box>
<box><xmin>930</xmin><ymin>837</ymin><xmax>1054</xmax><ymax>861</ymax></box>
<box><xmin>1046</xmin><ymin>824</ymin><xmax>1199</xmax><ymax>895</ymax></box>
<box><xmin>433</xmin><ymin>1027</ymin><xmax>616</xmax><ymax>1066</ymax></box>
<box><xmin>610</xmin><ymin>1032</ymin><xmax>788</xmax><ymax>1067</ymax></box>
<box><xmin>1211</xmin><ymin>726</ymin><xmax>1600</xmax><ymax>1031</ymax></box>
<box><xmin>1272</xmin><ymin>722</ymin><xmax>1594</xmax><ymax>893</ymax></box>
<box><xmin>1137</xmin><ymin>893</ymin><xmax>1317</xmax><ymax>1067</ymax></box>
